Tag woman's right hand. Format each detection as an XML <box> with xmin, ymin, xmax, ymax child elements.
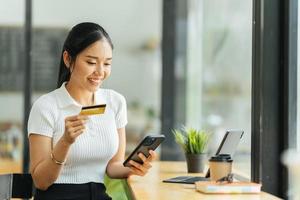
<box><xmin>63</xmin><ymin>115</ymin><xmax>88</xmax><ymax>144</ymax></box>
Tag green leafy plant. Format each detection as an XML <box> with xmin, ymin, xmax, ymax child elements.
<box><xmin>173</xmin><ymin>127</ymin><xmax>210</xmax><ymax>154</ymax></box>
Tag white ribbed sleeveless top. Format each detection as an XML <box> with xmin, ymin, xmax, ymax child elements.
<box><xmin>28</xmin><ymin>83</ymin><xmax>127</xmax><ymax>184</ymax></box>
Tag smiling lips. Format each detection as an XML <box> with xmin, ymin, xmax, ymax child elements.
<box><xmin>88</xmin><ymin>77</ymin><xmax>102</xmax><ymax>86</ymax></box>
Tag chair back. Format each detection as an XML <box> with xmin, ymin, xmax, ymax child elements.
<box><xmin>0</xmin><ymin>173</ymin><xmax>33</xmax><ymax>199</ymax></box>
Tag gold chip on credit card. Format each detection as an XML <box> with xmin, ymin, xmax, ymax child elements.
<box><xmin>80</xmin><ymin>104</ymin><xmax>106</xmax><ymax>115</ymax></box>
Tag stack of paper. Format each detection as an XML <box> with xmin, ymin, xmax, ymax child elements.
<box><xmin>195</xmin><ymin>181</ymin><xmax>262</xmax><ymax>194</ymax></box>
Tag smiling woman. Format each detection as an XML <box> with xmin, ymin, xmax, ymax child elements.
<box><xmin>57</xmin><ymin>22</ymin><xmax>114</xmax><ymax>94</ymax></box>
<box><xmin>63</xmin><ymin>40</ymin><xmax>113</xmax><ymax>98</ymax></box>
<box><xmin>27</xmin><ymin>22</ymin><xmax>157</xmax><ymax>200</ymax></box>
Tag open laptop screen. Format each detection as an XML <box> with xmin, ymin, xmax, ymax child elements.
<box><xmin>162</xmin><ymin>130</ymin><xmax>244</xmax><ymax>184</ymax></box>
<box><xmin>205</xmin><ymin>129</ymin><xmax>244</xmax><ymax>178</ymax></box>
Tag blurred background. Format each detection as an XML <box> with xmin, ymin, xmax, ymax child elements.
<box><xmin>0</xmin><ymin>0</ymin><xmax>252</xmax><ymax>178</ymax></box>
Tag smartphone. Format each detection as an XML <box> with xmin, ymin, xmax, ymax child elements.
<box><xmin>123</xmin><ymin>134</ymin><xmax>165</xmax><ymax>167</ymax></box>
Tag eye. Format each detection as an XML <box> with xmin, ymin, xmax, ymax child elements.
<box><xmin>87</xmin><ymin>61</ymin><xmax>96</xmax><ymax>65</ymax></box>
<box><xmin>104</xmin><ymin>63</ymin><xmax>111</xmax><ymax>66</ymax></box>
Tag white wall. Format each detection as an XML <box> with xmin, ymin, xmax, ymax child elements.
<box><xmin>0</xmin><ymin>93</ymin><xmax>23</xmax><ymax>122</ymax></box>
<box><xmin>0</xmin><ymin>0</ymin><xmax>25</xmax><ymax>25</ymax></box>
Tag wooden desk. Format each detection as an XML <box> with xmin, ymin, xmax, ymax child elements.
<box><xmin>127</xmin><ymin>161</ymin><xmax>281</xmax><ymax>200</ymax></box>
<box><xmin>0</xmin><ymin>158</ymin><xmax>22</xmax><ymax>173</ymax></box>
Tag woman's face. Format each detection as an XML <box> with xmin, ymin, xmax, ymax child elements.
<box><xmin>68</xmin><ymin>39</ymin><xmax>113</xmax><ymax>92</ymax></box>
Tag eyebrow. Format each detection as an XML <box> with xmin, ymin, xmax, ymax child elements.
<box><xmin>86</xmin><ymin>55</ymin><xmax>112</xmax><ymax>60</ymax></box>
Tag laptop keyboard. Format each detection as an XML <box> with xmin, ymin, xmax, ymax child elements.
<box><xmin>163</xmin><ymin>176</ymin><xmax>209</xmax><ymax>184</ymax></box>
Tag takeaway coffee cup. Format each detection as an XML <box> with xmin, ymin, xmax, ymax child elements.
<box><xmin>209</xmin><ymin>154</ymin><xmax>233</xmax><ymax>181</ymax></box>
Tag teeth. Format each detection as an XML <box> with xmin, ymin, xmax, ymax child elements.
<box><xmin>88</xmin><ymin>78</ymin><xmax>102</xmax><ymax>86</ymax></box>
<box><xmin>89</xmin><ymin>78</ymin><xmax>100</xmax><ymax>83</ymax></box>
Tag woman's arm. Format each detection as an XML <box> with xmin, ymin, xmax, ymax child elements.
<box><xmin>106</xmin><ymin>127</ymin><xmax>156</xmax><ymax>178</ymax></box>
<box><xmin>106</xmin><ymin>127</ymin><xmax>130</xmax><ymax>178</ymax></box>
<box><xmin>29</xmin><ymin>135</ymin><xmax>71</xmax><ymax>190</ymax></box>
<box><xmin>29</xmin><ymin>115</ymin><xmax>87</xmax><ymax>190</ymax></box>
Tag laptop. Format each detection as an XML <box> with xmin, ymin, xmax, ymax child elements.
<box><xmin>162</xmin><ymin>130</ymin><xmax>244</xmax><ymax>184</ymax></box>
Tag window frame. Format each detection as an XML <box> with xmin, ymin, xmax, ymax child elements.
<box><xmin>252</xmin><ymin>0</ymin><xmax>297</xmax><ymax>198</ymax></box>
<box><xmin>23</xmin><ymin>0</ymin><xmax>32</xmax><ymax>173</ymax></box>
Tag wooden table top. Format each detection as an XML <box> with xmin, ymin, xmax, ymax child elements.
<box><xmin>127</xmin><ymin>161</ymin><xmax>282</xmax><ymax>200</ymax></box>
<box><xmin>0</xmin><ymin>158</ymin><xmax>22</xmax><ymax>173</ymax></box>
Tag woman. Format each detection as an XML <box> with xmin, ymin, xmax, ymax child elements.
<box><xmin>28</xmin><ymin>22</ymin><xmax>156</xmax><ymax>200</ymax></box>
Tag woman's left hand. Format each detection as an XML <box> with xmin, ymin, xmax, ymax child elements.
<box><xmin>128</xmin><ymin>150</ymin><xmax>157</xmax><ymax>176</ymax></box>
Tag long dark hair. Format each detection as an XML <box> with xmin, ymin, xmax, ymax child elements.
<box><xmin>57</xmin><ymin>22</ymin><xmax>114</xmax><ymax>88</ymax></box>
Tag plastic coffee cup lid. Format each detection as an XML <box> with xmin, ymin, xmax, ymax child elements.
<box><xmin>209</xmin><ymin>154</ymin><xmax>233</xmax><ymax>162</ymax></box>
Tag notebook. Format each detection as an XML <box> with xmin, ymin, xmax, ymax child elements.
<box><xmin>195</xmin><ymin>181</ymin><xmax>261</xmax><ymax>194</ymax></box>
<box><xmin>162</xmin><ymin>130</ymin><xmax>244</xmax><ymax>184</ymax></box>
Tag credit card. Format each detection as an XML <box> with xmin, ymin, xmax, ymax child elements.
<box><xmin>80</xmin><ymin>104</ymin><xmax>106</xmax><ymax>115</ymax></box>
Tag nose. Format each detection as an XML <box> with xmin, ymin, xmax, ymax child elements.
<box><xmin>95</xmin><ymin>64</ymin><xmax>105</xmax><ymax>77</ymax></box>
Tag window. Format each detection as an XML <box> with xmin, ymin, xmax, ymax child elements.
<box><xmin>186</xmin><ymin>0</ymin><xmax>252</xmax><ymax>177</ymax></box>
<box><xmin>298</xmin><ymin>0</ymin><xmax>300</xmax><ymax>151</ymax></box>
<box><xmin>0</xmin><ymin>0</ymin><xmax>25</xmax><ymax>173</ymax></box>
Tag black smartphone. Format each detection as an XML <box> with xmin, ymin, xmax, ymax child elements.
<box><xmin>123</xmin><ymin>134</ymin><xmax>165</xmax><ymax>167</ymax></box>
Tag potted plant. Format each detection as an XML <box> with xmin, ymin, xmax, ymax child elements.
<box><xmin>173</xmin><ymin>127</ymin><xmax>210</xmax><ymax>173</ymax></box>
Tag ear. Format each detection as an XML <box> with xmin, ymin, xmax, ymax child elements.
<box><xmin>63</xmin><ymin>50</ymin><xmax>71</xmax><ymax>68</ymax></box>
